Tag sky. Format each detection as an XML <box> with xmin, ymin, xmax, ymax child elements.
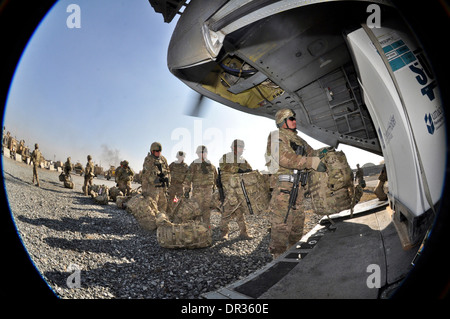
<box><xmin>3</xmin><ymin>0</ymin><xmax>383</xmax><ymax>173</ymax></box>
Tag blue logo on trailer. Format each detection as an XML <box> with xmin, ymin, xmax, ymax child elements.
<box><xmin>424</xmin><ymin>113</ymin><xmax>435</xmax><ymax>135</ymax></box>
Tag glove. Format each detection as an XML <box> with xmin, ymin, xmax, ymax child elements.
<box><xmin>317</xmin><ymin>162</ymin><xmax>327</xmax><ymax>172</ymax></box>
<box><xmin>310</xmin><ymin>157</ymin><xmax>321</xmax><ymax>170</ymax></box>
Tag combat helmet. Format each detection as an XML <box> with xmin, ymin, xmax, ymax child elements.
<box><xmin>231</xmin><ymin>139</ymin><xmax>245</xmax><ymax>149</ymax></box>
<box><xmin>87</xmin><ymin>155</ymin><xmax>92</xmax><ymax>160</ymax></box>
<box><xmin>275</xmin><ymin>108</ymin><xmax>296</xmax><ymax>128</ymax></box>
<box><xmin>196</xmin><ymin>145</ymin><xmax>208</xmax><ymax>154</ymax></box>
<box><xmin>150</xmin><ymin>142</ymin><xmax>162</xmax><ymax>152</ymax></box>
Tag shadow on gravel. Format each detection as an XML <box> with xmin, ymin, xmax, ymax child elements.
<box><xmin>43</xmin><ymin>232</ymin><xmax>272</xmax><ymax>299</ymax></box>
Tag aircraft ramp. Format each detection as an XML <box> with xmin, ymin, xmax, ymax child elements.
<box><xmin>203</xmin><ymin>199</ymin><xmax>419</xmax><ymax>299</ymax></box>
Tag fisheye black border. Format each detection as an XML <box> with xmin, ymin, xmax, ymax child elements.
<box><xmin>1</xmin><ymin>0</ymin><xmax>449</xmax><ymax>301</ymax></box>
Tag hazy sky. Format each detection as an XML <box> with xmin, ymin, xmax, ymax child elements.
<box><xmin>3</xmin><ymin>0</ymin><xmax>383</xmax><ymax>172</ymax></box>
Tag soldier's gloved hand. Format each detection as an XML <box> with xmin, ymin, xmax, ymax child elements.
<box><xmin>317</xmin><ymin>162</ymin><xmax>327</xmax><ymax>172</ymax></box>
<box><xmin>310</xmin><ymin>157</ymin><xmax>321</xmax><ymax>170</ymax></box>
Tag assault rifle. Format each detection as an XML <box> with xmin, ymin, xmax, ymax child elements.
<box><xmin>217</xmin><ymin>168</ymin><xmax>225</xmax><ymax>207</ymax></box>
<box><xmin>284</xmin><ymin>144</ymin><xmax>308</xmax><ymax>223</ymax></box>
<box><xmin>240</xmin><ymin>178</ymin><xmax>254</xmax><ymax>215</ymax></box>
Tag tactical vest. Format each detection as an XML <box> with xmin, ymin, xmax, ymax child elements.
<box><xmin>307</xmin><ymin>149</ymin><xmax>356</xmax><ymax>216</ymax></box>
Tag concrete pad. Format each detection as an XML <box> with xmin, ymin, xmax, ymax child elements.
<box><xmin>259</xmin><ymin>213</ymin><xmax>385</xmax><ymax>299</ymax></box>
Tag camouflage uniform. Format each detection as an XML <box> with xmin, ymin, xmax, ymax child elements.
<box><xmin>31</xmin><ymin>143</ymin><xmax>42</xmax><ymax>187</ymax></box>
<box><xmin>185</xmin><ymin>145</ymin><xmax>217</xmax><ymax>227</ymax></box>
<box><xmin>374</xmin><ymin>164</ymin><xmax>388</xmax><ymax>201</ymax></box>
<box><xmin>219</xmin><ymin>139</ymin><xmax>253</xmax><ymax>240</ymax></box>
<box><xmin>355</xmin><ymin>164</ymin><xmax>365</xmax><ymax>188</ymax></box>
<box><xmin>64</xmin><ymin>157</ymin><xmax>72</xmax><ymax>178</ymax></box>
<box><xmin>83</xmin><ymin>155</ymin><xmax>95</xmax><ymax>195</ymax></box>
<box><xmin>115</xmin><ymin>160</ymin><xmax>134</xmax><ymax>196</ymax></box>
<box><xmin>141</xmin><ymin>142</ymin><xmax>171</xmax><ymax>214</ymax></box>
<box><xmin>168</xmin><ymin>151</ymin><xmax>188</xmax><ymax>207</ymax></box>
<box><xmin>266</xmin><ymin>108</ymin><xmax>323</xmax><ymax>258</ymax></box>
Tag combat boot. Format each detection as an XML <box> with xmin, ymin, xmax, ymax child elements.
<box><xmin>239</xmin><ymin>230</ymin><xmax>253</xmax><ymax>240</ymax></box>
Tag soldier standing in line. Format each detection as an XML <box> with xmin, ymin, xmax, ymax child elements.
<box><xmin>64</xmin><ymin>157</ymin><xmax>72</xmax><ymax>179</ymax></box>
<box><xmin>219</xmin><ymin>139</ymin><xmax>253</xmax><ymax>240</ymax></box>
<box><xmin>141</xmin><ymin>142</ymin><xmax>171</xmax><ymax>214</ymax></box>
<box><xmin>115</xmin><ymin>160</ymin><xmax>134</xmax><ymax>196</ymax></box>
<box><xmin>30</xmin><ymin>143</ymin><xmax>42</xmax><ymax>187</ymax></box>
<box><xmin>168</xmin><ymin>151</ymin><xmax>189</xmax><ymax>207</ymax></box>
<box><xmin>184</xmin><ymin>145</ymin><xmax>217</xmax><ymax>227</ymax></box>
<box><xmin>83</xmin><ymin>155</ymin><xmax>95</xmax><ymax>195</ymax></box>
<box><xmin>265</xmin><ymin>108</ymin><xmax>326</xmax><ymax>258</ymax></box>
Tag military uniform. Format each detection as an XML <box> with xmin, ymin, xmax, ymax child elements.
<box><xmin>219</xmin><ymin>139</ymin><xmax>253</xmax><ymax>240</ymax></box>
<box><xmin>141</xmin><ymin>142</ymin><xmax>170</xmax><ymax>214</ymax></box>
<box><xmin>266</xmin><ymin>108</ymin><xmax>324</xmax><ymax>258</ymax></box>
<box><xmin>64</xmin><ymin>157</ymin><xmax>72</xmax><ymax>178</ymax></box>
<box><xmin>168</xmin><ymin>151</ymin><xmax>188</xmax><ymax>207</ymax></box>
<box><xmin>83</xmin><ymin>155</ymin><xmax>95</xmax><ymax>195</ymax></box>
<box><xmin>374</xmin><ymin>164</ymin><xmax>388</xmax><ymax>201</ymax></box>
<box><xmin>355</xmin><ymin>164</ymin><xmax>365</xmax><ymax>188</ymax></box>
<box><xmin>115</xmin><ymin>160</ymin><xmax>134</xmax><ymax>196</ymax></box>
<box><xmin>31</xmin><ymin>143</ymin><xmax>42</xmax><ymax>187</ymax></box>
<box><xmin>185</xmin><ymin>146</ymin><xmax>217</xmax><ymax>227</ymax></box>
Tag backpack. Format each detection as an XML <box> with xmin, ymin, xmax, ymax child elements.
<box><xmin>156</xmin><ymin>212</ymin><xmax>212</xmax><ymax>249</ymax></box>
<box><xmin>307</xmin><ymin>149</ymin><xmax>358</xmax><ymax>216</ymax></box>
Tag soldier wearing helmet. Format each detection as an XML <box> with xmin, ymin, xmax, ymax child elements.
<box><xmin>83</xmin><ymin>154</ymin><xmax>95</xmax><ymax>195</ymax></box>
<box><xmin>142</xmin><ymin>142</ymin><xmax>171</xmax><ymax>214</ymax></box>
<box><xmin>265</xmin><ymin>108</ymin><xmax>326</xmax><ymax>258</ymax></box>
<box><xmin>31</xmin><ymin>143</ymin><xmax>42</xmax><ymax>187</ymax></box>
<box><xmin>218</xmin><ymin>139</ymin><xmax>253</xmax><ymax>240</ymax></box>
<box><xmin>115</xmin><ymin>160</ymin><xmax>134</xmax><ymax>196</ymax></box>
<box><xmin>168</xmin><ymin>151</ymin><xmax>189</xmax><ymax>208</ymax></box>
<box><xmin>184</xmin><ymin>145</ymin><xmax>217</xmax><ymax>227</ymax></box>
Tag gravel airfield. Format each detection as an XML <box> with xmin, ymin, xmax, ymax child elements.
<box><xmin>3</xmin><ymin>156</ymin><xmax>322</xmax><ymax>299</ymax></box>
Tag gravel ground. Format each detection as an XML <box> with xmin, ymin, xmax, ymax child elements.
<box><xmin>3</xmin><ymin>156</ymin><xmax>322</xmax><ymax>299</ymax></box>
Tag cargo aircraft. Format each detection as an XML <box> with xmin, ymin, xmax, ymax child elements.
<box><xmin>1</xmin><ymin>0</ymin><xmax>449</xmax><ymax>299</ymax></box>
<box><xmin>148</xmin><ymin>0</ymin><xmax>450</xmax><ymax>298</ymax></box>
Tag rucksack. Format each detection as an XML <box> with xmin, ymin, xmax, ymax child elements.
<box><xmin>307</xmin><ymin>149</ymin><xmax>359</xmax><ymax>216</ymax></box>
<box><xmin>156</xmin><ymin>212</ymin><xmax>212</xmax><ymax>249</ymax></box>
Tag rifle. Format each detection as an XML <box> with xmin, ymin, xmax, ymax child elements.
<box><xmin>284</xmin><ymin>144</ymin><xmax>308</xmax><ymax>223</ymax></box>
<box><xmin>240</xmin><ymin>178</ymin><xmax>254</xmax><ymax>215</ymax></box>
<box><xmin>155</xmin><ymin>163</ymin><xmax>169</xmax><ymax>187</ymax></box>
<box><xmin>216</xmin><ymin>168</ymin><xmax>225</xmax><ymax>208</ymax></box>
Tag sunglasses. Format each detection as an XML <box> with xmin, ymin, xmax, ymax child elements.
<box><xmin>288</xmin><ymin>116</ymin><xmax>296</xmax><ymax>121</ymax></box>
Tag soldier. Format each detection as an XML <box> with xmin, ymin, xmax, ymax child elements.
<box><xmin>115</xmin><ymin>160</ymin><xmax>134</xmax><ymax>196</ymax></box>
<box><xmin>265</xmin><ymin>108</ymin><xmax>326</xmax><ymax>258</ymax></box>
<box><xmin>141</xmin><ymin>142</ymin><xmax>171</xmax><ymax>214</ymax></box>
<box><xmin>374</xmin><ymin>164</ymin><xmax>388</xmax><ymax>201</ymax></box>
<box><xmin>64</xmin><ymin>157</ymin><xmax>72</xmax><ymax>179</ymax></box>
<box><xmin>30</xmin><ymin>143</ymin><xmax>42</xmax><ymax>187</ymax></box>
<box><xmin>219</xmin><ymin>139</ymin><xmax>253</xmax><ymax>240</ymax></box>
<box><xmin>83</xmin><ymin>155</ymin><xmax>95</xmax><ymax>195</ymax></box>
<box><xmin>184</xmin><ymin>145</ymin><xmax>217</xmax><ymax>227</ymax></box>
<box><xmin>168</xmin><ymin>151</ymin><xmax>189</xmax><ymax>207</ymax></box>
<box><xmin>355</xmin><ymin>163</ymin><xmax>366</xmax><ymax>188</ymax></box>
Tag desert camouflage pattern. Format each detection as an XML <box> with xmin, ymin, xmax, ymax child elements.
<box><xmin>115</xmin><ymin>165</ymin><xmax>134</xmax><ymax>196</ymax></box>
<box><xmin>171</xmin><ymin>197</ymin><xmax>202</xmax><ymax>224</ymax></box>
<box><xmin>308</xmin><ymin>149</ymin><xmax>356</xmax><ymax>215</ymax></box>
<box><xmin>266</xmin><ymin>127</ymin><xmax>319</xmax><ymax>257</ymax></box>
<box><xmin>185</xmin><ymin>159</ymin><xmax>217</xmax><ymax>226</ymax></box>
<box><xmin>141</xmin><ymin>152</ymin><xmax>170</xmax><ymax>213</ymax></box>
<box><xmin>156</xmin><ymin>212</ymin><xmax>212</xmax><ymax>249</ymax></box>
<box><xmin>125</xmin><ymin>194</ymin><xmax>159</xmax><ymax>231</ymax></box>
<box><xmin>168</xmin><ymin>161</ymin><xmax>188</xmax><ymax>206</ymax></box>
